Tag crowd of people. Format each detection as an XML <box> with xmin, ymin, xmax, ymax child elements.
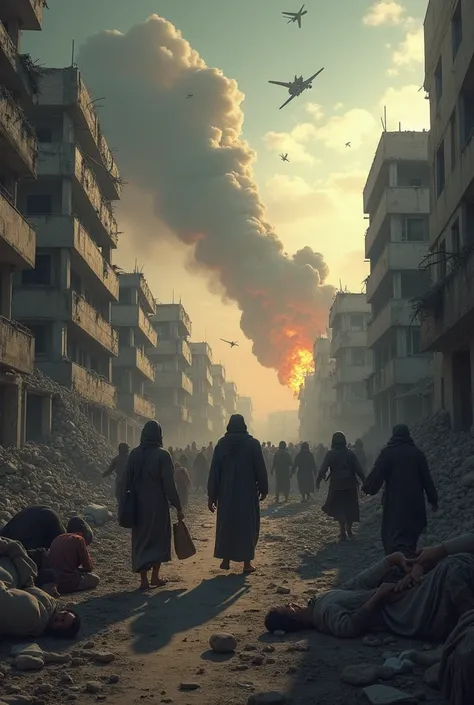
<box><xmin>0</xmin><ymin>416</ymin><xmax>471</xmax><ymax>703</ymax></box>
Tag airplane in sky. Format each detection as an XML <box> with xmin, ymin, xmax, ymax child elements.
<box><xmin>221</xmin><ymin>338</ymin><xmax>239</xmax><ymax>348</ymax></box>
<box><xmin>269</xmin><ymin>68</ymin><xmax>324</xmax><ymax>109</ymax></box>
<box><xmin>186</xmin><ymin>93</ymin><xmax>193</xmax><ymax>98</ymax></box>
<box><xmin>280</xmin><ymin>153</ymin><xmax>289</xmax><ymax>162</ymax></box>
<box><xmin>345</xmin><ymin>141</ymin><xmax>351</xmax><ymax>147</ymax></box>
<box><xmin>282</xmin><ymin>4</ymin><xmax>307</xmax><ymax>28</ymax></box>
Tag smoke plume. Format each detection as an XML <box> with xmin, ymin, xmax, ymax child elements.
<box><xmin>78</xmin><ymin>16</ymin><xmax>335</xmax><ymax>391</ymax></box>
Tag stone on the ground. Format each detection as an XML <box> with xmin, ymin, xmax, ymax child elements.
<box><xmin>83</xmin><ymin>504</ymin><xmax>110</xmax><ymax>527</ymax></box>
<box><xmin>423</xmin><ymin>663</ymin><xmax>440</xmax><ymax>689</ymax></box>
<box><xmin>415</xmin><ymin>648</ymin><xmax>442</xmax><ymax>667</ymax></box>
<box><xmin>91</xmin><ymin>650</ymin><xmax>115</xmax><ymax>664</ymax></box>
<box><xmin>44</xmin><ymin>651</ymin><xmax>71</xmax><ymax>664</ymax></box>
<box><xmin>247</xmin><ymin>693</ymin><xmax>288</xmax><ymax>705</ymax></box>
<box><xmin>276</xmin><ymin>586</ymin><xmax>290</xmax><ymax>595</ymax></box>
<box><xmin>341</xmin><ymin>664</ymin><xmax>380</xmax><ymax>686</ymax></box>
<box><xmin>13</xmin><ymin>655</ymin><xmax>44</xmax><ymax>671</ymax></box>
<box><xmin>209</xmin><ymin>632</ymin><xmax>237</xmax><ymax>653</ymax></box>
<box><xmin>362</xmin><ymin>684</ymin><xmax>416</xmax><ymax>704</ymax></box>
<box><xmin>10</xmin><ymin>644</ymin><xmax>43</xmax><ymax>658</ymax></box>
<box><xmin>85</xmin><ymin>682</ymin><xmax>102</xmax><ymax>694</ymax></box>
<box><xmin>179</xmin><ymin>682</ymin><xmax>200</xmax><ymax>691</ymax></box>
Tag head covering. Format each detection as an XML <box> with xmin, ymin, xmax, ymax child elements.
<box><xmin>301</xmin><ymin>441</ymin><xmax>310</xmax><ymax>452</ymax></box>
<box><xmin>140</xmin><ymin>420</ymin><xmax>163</xmax><ymax>447</ymax></box>
<box><xmin>67</xmin><ymin>517</ymin><xmax>93</xmax><ymax>545</ymax></box>
<box><xmin>226</xmin><ymin>414</ymin><xmax>247</xmax><ymax>433</ymax></box>
<box><xmin>331</xmin><ymin>432</ymin><xmax>347</xmax><ymax>449</ymax></box>
<box><xmin>118</xmin><ymin>442</ymin><xmax>129</xmax><ymax>455</ymax></box>
<box><xmin>279</xmin><ymin>441</ymin><xmax>287</xmax><ymax>450</ymax></box>
<box><xmin>355</xmin><ymin>439</ymin><xmax>363</xmax><ymax>448</ymax></box>
<box><xmin>388</xmin><ymin>423</ymin><xmax>413</xmax><ymax>447</ymax></box>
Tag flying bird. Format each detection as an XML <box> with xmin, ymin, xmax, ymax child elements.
<box><xmin>345</xmin><ymin>141</ymin><xmax>351</xmax><ymax>147</ymax></box>
<box><xmin>221</xmin><ymin>338</ymin><xmax>239</xmax><ymax>348</ymax></box>
<box><xmin>280</xmin><ymin>153</ymin><xmax>289</xmax><ymax>162</ymax></box>
<box><xmin>269</xmin><ymin>68</ymin><xmax>324</xmax><ymax>109</ymax></box>
<box><xmin>282</xmin><ymin>4</ymin><xmax>307</xmax><ymax>28</ymax></box>
<box><xmin>186</xmin><ymin>93</ymin><xmax>193</xmax><ymax>98</ymax></box>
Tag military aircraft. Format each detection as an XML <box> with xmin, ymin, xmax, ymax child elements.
<box><xmin>221</xmin><ymin>338</ymin><xmax>239</xmax><ymax>348</ymax></box>
<box><xmin>280</xmin><ymin>153</ymin><xmax>290</xmax><ymax>162</ymax></box>
<box><xmin>269</xmin><ymin>68</ymin><xmax>324</xmax><ymax>109</ymax></box>
<box><xmin>345</xmin><ymin>141</ymin><xmax>351</xmax><ymax>147</ymax></box>
<box><xmin>186</xmin><ymin>93</ymin><xmax>194</xmax><ymax>98</ymax></box>
<box><xmin>282</xmin><ymin>4</ymin><xmax>307</xmax><ymax>28</ymax></box>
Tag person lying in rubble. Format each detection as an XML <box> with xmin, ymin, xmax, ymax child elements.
<box><xmin>264</xmin><ymin>532</ymin><xmax>474</xmax><ymax>641</ymax></box>
<box><xmin>48</xmin><ymin>517</ymin><xmax>99</xmax><ymax>594</ymax></box>
<box><xmin>0</xmin><ymin>537</ymin><xmax>81</xmax><ymax>639</ymax></box>
<box><xmin>103</xmin><ymin>442</ymin><xmax>130</xmax><ymax>502</ymax></box>
<box><xmin>0</xmin><ymin>505</ymin><xmax>66</xmax><ymax>550</ymax></box>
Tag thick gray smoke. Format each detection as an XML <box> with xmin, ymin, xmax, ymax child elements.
<box><xmin>77</xmin><ymin>16</ymin><xmax>335</xmax><ymax>389</ymax></box>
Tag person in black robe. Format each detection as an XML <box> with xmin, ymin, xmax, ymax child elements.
<box><xmin>0</xmin><ymin>506</ymin><xmax>65</xmax><ymax>550</ymax></box>
<box><xmin>207</xmin><ymin>414</ymin><xmax>268</xmax><ymax>573</ymax></box>
<box><xmin>316</xmin><ymin>432</ymin><xmax>365</xmax><ymax>541</ymax></box>
<box><xmin>271</xmin><ymin>441</ymin><xmax>293</xmax><ymax>503</ymax></box>
<box><xmin>292</xmin><ymin>442</ymin><xmax>317</xmax><ymax>502</ymax></box>
<box><xmin>363</xmin><ymin>423</ymin><xmax>438</xmax><ymax>558</ymax></box>
<box><xmin>193</xmin><ymin>447</ymin><xmax>209</xmax><ymax>491</ymax></box>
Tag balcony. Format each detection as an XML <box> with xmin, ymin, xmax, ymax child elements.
<box><xmin>36</xmin><ymin>143</ymin><xmax>118</xmax><ymax>247</ymax></box>
<box><xmin>330</xmin><ymin>399</ymin><xmax>373</xmax><ymax>419</ymax></box>
<box><xmin>149</xmin><ymin>338</ymin><xmax>191</xmax><ymax>366</ymax></box>
<box><xmin>119</xmin><ymin>391</ymin><xmax>155</xmax><ymax>420</ymax></box>
<box><xmin>152</xmin><ymin>371</ymin><xmax>193</xmax><ymax>396</ymax></box>
<box><xmin>152</xmin><ymin>303</ymin><xmax>192</xmax><ymax>338</ymax></box>
<box><xmin>2</xmin><ymin>0</ymin><xmax>44</xmax><ymax>30</ymax></box>
<box><xmin>114</xmin><ymin>346</ymin><xmax>155</xmax><ymax>382</ymax></box>
<box><xmin>0</xmin><ymin>316</ymin><xmax>34</xmax><ymax>373</ymax></box>
<box><xmin>0</xmin><ymin>190</ymin><xmax>35</xmax><ymax>267</ymax></box>
<box><xmin>212</xmin><ymin>387</ymin><xmax>226</xmax><ymax>406</ymax></box>
<box><xmin>154</xmin><ymin>404</ymin><xmax>191</xmax><ymax>424</ymax></box>
<box><xmin>71</xmin><ymin>293</ymin><xmax>118</xmax><ymax>356</ymax></box>
<box><xmin>330</xmin><ymin>329</ymin><xmax>367</xmax><ymax>358</ymax></box>
<box><xmin>111</xmin><ymin>304</ymin><xmax>157</xmax><ymax>347</ymax></box>
<box><xmin>118</xmin><ymin>272</ymin><xmax>155</xmax><ymax>315</ymax></box>
<box><xmin>192</xmin><ymin>390</ymin><xmax>214</xmax><ymax>408</ymax></box>
<box><xmin>369</xmin><ymin>357</ymin><xmax>433</xmax><ymax>396</ymax></box>
<box><xmin>365</xmin><ymin>188</ymin><xmax>429</xmax><ymax>259</ymax></box>
<box><xmin>367</xmin><ymin>299</ymin><xmax>414</xmax><ymax>348</ymax></box>
<box><xmin>39</xmin><ymin>360</ymin><xmax>117</xmax><ymax>408</ymax></box>
<box><xmin>0</xmin><ymin>87</ymin><xmax>37</xmax><ymax>176</ymax></box>
<box><xmin>190</xmin><ymin>366</ymin><xmax>213</xmax><ymax>388</ymax></box>
<box><xmin>31</xmin><ymin>215</ymin><xmax>119</xmax><ymax>300</ymax></box>
<box><xmin>332</xmin><ymin>364</ymin><xmax>373</xmax><ymax>386</ymax></box>
<box><xmin>366</xmin><ymin>241</ymin><xmax>429</xmax><ymax>302</ymax></box>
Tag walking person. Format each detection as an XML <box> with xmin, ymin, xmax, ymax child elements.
<box><xmin>271</xmin><ymin>441</ymin><xmax>293</xmax><ymax>503</ymax></box>
<box><xmin>363</xmin><ymin>423</ymin><xmax>438</xmax><ymax>558</ymax></box>
<box><xmin>174</xmin><ymin>462</ymin><xmax>191</xmax><ymax>509</ymax></box>
<box><xmin>193</xmin><ymin>447</ymin><xmax>209</xmax><ymax>492</ymax></box>
<box><xmin>123</xmin><ymin>420</ymin><xmax>184</xmax><ymax>590</ymax></box>
<box><xmin>316</xmin><ymin>432</ymin><xmax>365</xmax><ymax>541</ymax></box>
<box><xmin>292</xmin><ymin>442</ymin><xmax>317</xmax><ymax>502</ymax></box>
<box><xmin>103</xmin><ymin>442</ymin><xmax>130</xmax><ymax>502</ymax></box>
<box><xmin>207</xmin><ymin>414</ymin><xmax>268</xmax><ymax>574</ymax></box>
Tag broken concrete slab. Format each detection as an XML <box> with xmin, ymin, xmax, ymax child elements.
<box><xmin>363</xmin><ymin>684</ymin><xmax>417</xmax><ymax>704</ymax></box>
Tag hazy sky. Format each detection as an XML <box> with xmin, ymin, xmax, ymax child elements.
<box><xmin>24</xmin><ymin>0</ymin><xmax>430</xmax><ymax>422</ymax></box>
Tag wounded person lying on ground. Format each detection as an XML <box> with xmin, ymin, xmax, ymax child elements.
<box><xmin>265</xmin><ymin>532</ymin><xmax>474</xmax><ymax>641</ymax></box>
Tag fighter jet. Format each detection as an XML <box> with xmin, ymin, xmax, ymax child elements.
<box><xmin>186</xmin><ymin>93</ymin><xmax>194</xmax><ymax>98</ymax></box>
<box><xmin>221</xmin><ymin>338</ymin><xmax>239</xmax><ymax>348</ymax></box>
<box><xmin>269</xmin><ymin>68</ymin><xmax>324</xmax><ymax>109</ymax></box>
<box><xmin>282</xmin><ymin>4</ymin><xmax>307</xmax><ymax>28</ymax></box>
<box><xmin>345</xmin><ymin>141</ymin><xmax>351</xmax><ymax>148</ymax></box>
<box><xmin>280</xmin><ymin>153</ymin><xmax>290</xmax><ymax>162</ymax></box>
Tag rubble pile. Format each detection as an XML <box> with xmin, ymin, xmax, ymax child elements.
<box><xmin>0</xmin><ymin>370</ymin><xmax>118</xmax><ymax>523</ymax></box>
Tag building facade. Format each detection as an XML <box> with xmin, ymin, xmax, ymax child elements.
<box><xmin>0</xmin><ymin>2</ymin><xmax>43</xmax><ymax>446</ymax></box>
<box><xmin>312</xmin><ymin>337</ymin><xmax>336</xmax><ymax>445</ymax></box>
<box><xmin>329</xmin><ymin>293</ymin><xmax>374</xmax><ymax>438</ymax></box>
<box><xmin>363</xmin><ymin>131</ymin><xmax>433</xmax><ymax>430</ymax></box>
<box><xmin>189</xmin><ymin>342</ymin><xmax>214</xmax><ymax>444</ymax></box>
<box><xmin>269</xmin><ymin>410</ymin><xmax>299</xmax><ymax>443</ymax></box>
<box><xmin>211</xmin><ymin>363</ymin><xmax>227</xmax><ymax>439</ymax></box>
<box><xmin>12</xmin><ymin>67</ymin><xmax>122</xmax><ymax>438</ymax></box>
<box><xmin>148</xmin><ymin>303</ymin><xmax>193</xmax><ymax>446</ymax></box>
<box><xmin>224</xmin><ymin>380</ymin><xmax>238</xmax><ymax>420</ymax></box>
<box><xmin>236</xmin><ymin>395</ymin><xmax>253</xmax><ymax>432</ymax></box>
<box><xmin>421</xmin><ymin>0</ymin><xmax>474</xmax><ymax>430</ymax></box>
<box><xmin>112</xmin><ymin>273</ymin><xmax>156</xmax><ymax>430</ymax></box>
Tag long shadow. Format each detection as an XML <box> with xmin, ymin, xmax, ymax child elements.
<box><xmin>77</xmin><ymin>573</ymin><xmax>250</xmax><ymax>655</ymax></box>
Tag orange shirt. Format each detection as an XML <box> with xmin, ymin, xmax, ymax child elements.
<box><xmin>49</xmin><ymin>533</ymin><xmax>93</xmax><ymax>593</ymax></box>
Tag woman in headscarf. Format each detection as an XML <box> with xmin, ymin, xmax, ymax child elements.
<box><xmin>207</xmin><ymin>414</ymin><xmax>268</xmax><ymax>573</ymax></box>
<box><xmin>316</xmin><ymin>432</ymin><xmax>365</xmax><ymax>541</ymax></box>
<box><xmin>123</xmin><ymin>420</ymin><xmax>184</xmax><ymax>590</ymax></box>
<box><xmin>292</xmin><ymin>442</ymin><xmax>317</xmax><ymax>502</ymax></box>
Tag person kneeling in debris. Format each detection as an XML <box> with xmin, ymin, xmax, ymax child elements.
<box><xmin>0</xmin><ymin>537</ymin><xmax>81</xmax><ymax>639</ymax></box>
<box><xmin>265</xmin><ymin>537</ymin><xmax>474</xmax><ymax>641</ymax></box>
<box><xmin>48</xmin><ymin>517</ymin><xmax>99</xmax><ymax>594</ymax></box>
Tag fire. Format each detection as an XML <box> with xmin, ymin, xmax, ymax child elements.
<box><xmin>286</xmin><ymin>348</ymin><xmax>314</xmax><ymax>395</ymax></box>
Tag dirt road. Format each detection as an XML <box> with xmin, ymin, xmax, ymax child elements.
<box><xmin>0</xmin><ymin>494</ymin><xmax>447</xmax><ymax>704</ymax></box>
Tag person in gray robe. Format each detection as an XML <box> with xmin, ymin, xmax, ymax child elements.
<box><xmin>207</xmin><ymin>414</ymin><xmax>268</xmax><ymax>573</ymax></box>
<box><xmin>264</xmin><ymin>532</ymin><xmax>474</xmax><ymax>639</ymax></box>
<box><xmin>124</xmin><ymin>420</ymin><xmax>184</xmax><ymax>590</ymax></box>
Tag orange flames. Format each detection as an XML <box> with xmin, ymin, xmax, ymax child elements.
<box><xmin>286</xmin><ymin>348</ymin><xmax>315</xmax><ymax>395</ymax></box>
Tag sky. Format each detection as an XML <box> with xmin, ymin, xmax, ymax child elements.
<box><xmin>24</xmin><ymin>0</ymin><xmax>430</xmax><ymax>425</ymax></box>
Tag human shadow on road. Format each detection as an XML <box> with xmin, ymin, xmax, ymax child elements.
<box><xmin>78</xmin><ymin>573</ymin><xmax>249</xmax><ymax>655</ymax></box>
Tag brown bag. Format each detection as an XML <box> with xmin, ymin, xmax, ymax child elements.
<box><xmin>173</xmin><ymin>520</ymin><xmax>196</xmax><ymax>560</ymax></box>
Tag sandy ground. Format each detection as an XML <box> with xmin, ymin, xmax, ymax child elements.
<box><xmin>0</xmin><ymin>492</ymin><xmax>448</xmax><ymax>704</ymax></box>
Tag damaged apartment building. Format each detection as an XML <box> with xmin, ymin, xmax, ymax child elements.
<box><xmin>11</xmin><ymin>66</ymin><xmax>130</xmax><ymax>442</ymax></box>
<box><xmin>421</xmin><ymin>0</ymin><xmax>474</xmax><ymax>431</ymax></box>
<box><xmin>189</xmin><ymin>342</ymin><xmax>214</xmax><ymax>444</ymax></box>
<box><xmin>0</xmin><ymin>0</ymin><xmax>48</xmax><ymax>446</ymax></box>
<box><xmin>364</xmin><ymin>131</ymin><xmax>433</xmax><ymax>430</ymax></box>
<box><xmin>298</xmin><ymin>336</ymin><xmax>335</xmax><ymax>443</ymax></box>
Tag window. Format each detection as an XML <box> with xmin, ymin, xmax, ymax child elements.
<box><xmin>21</xmin><ymin>254</ymin><xmax>51</xmax><ymax>286</ymax></box>
<box><xmin>26</xmin><ymin>194</ymin><xmax>52</xmax><ymax>215</ymax></box>
<box><xmin>406</xmin><ymin>328</ymin><xmax>421</xmax><ymax>356</ymax></box>
<box><xmin>402</xmin><ymin>217</ymin><xmax>428</xmax><ymax>241</ymax></box>
<box><xmin>451</xmin><ymin>219</ymin><xmax>461</xmax><ymax>254</ymax></box>
<box><xmin>438</xmin><ymin>240</ymin><xmax>447</xmax><ymax>280</ymax></box>
<box><xmin>452</xmin><ymin>2</ymin><xmax>462</xmax><ymax>60</ymax></box>
<box><xmin>36</xmin><ymin>127</ymin><xmax>52</xmax><ymax>143</ymax></box>
<box><xmin>436</xmin><ymin>140</ymin><xmax>445</xmax><ymax>197</ymax></box>
<box><xmin>410</xmin><ymin>178</ymin><xmax>422</xmax><ymax>188</ymax></box>
<box><xmin>349</xmin><ymin>314</ymin><xmax>364</xmax><ymax>331</ymax></box>
<box><xmin>461</xmin><ymin>87</ymin><xmax>474</xmax><ymax>147</ymax></box>
<box><xmin>450</xmin><ymin>111</ymin><xmax>457</xmax><ymax>170</ymax></box>
<box><xmin>119</xmin><ymin>288</ymin><xmax>132</xmax><ymax>304</ymax></box>
<box><xmin>435</xmin><ymin>57</ymin><xmax>443</xmax><ymax>105</ymax></box>
<box><xmin>28</xmin><ymin>325</ymin><xmax>47</xmax><ymax>355</ymax></box>
<box><xmin>351</xmin><ymin>348</ymin><xmax>366</xmax><ymax>366</ymax></box>
<box><xmin>351</xmin><ymin>382</ymin><xmax>366</xmax><ymax>400</ymax></box>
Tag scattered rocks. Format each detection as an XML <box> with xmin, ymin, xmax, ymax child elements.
<box><xmin>85</xmin><ymin>682</ymin><xmax>102</xmax><ymax>694</ymax></box>
<box><xmin>209</xmin><ymin>632</ymin><xmax>237</xmax><ymax>653</ymax></box>
<box><xmin>91</xmin><ymin>651</ymin><xmax>115</xmax><ymax>664</ymax></box>
<box><xmin>276</xmin><ymin>586</ymin><xmax>290</xmax><ymax>595</ymax></box>
<box><xmin>13</xmin><ymin>656</ymin><xmax>44</xmax><ymax>671</ymax></box>
<box><xmin>179</xmin><ymin>682</ymin><xmax>200</xmax><ymax>691</ymax></box>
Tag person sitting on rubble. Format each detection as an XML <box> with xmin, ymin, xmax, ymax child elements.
<box><xmin>264</xmin><ymin>532</ymin><xmax>474</xmax><ymax>641</ymax></box>
<box><xmin>0</xmin><ymin>505</ymin><xmax>65</xmax><ymax>550</ymax></box>
<box><xmin>48</xmin><ymin>517</ymin><xmax>99</xmax><ymax>595</ymax></box>
<box><xmin>0</xmin><ymin>537</ymin><xmax>81</xmax><ymax>639</ymax></box>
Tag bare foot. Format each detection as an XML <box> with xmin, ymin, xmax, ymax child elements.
<box><xmin>139</xmin><ymin>581</ymin><xmax>150</xmax><ymax>591</ymax></box>
<box><xmin>150</xmin><ymin>578</ymin><xmax>167</xmax><ymax>588</ymax></box>
<box><xmin>243</xmin><ymin>564</ymin><xmax>256</xmax><ymax>574</ymax></box>
<box><xmin>220</xmin><ymin>560</ymin><xmax>230</xmax><ymax>570</ymax></box>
